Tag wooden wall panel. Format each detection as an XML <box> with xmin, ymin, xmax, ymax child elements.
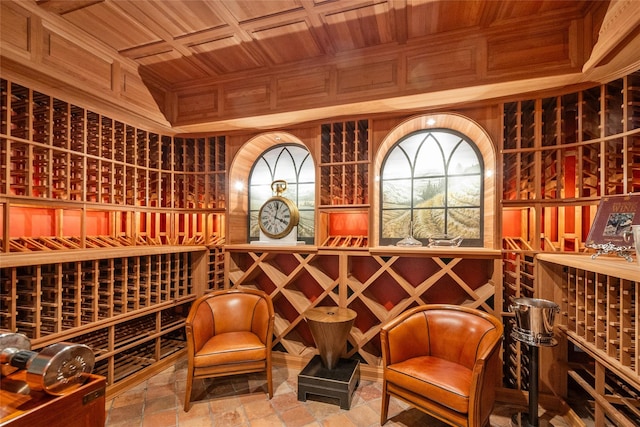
<box><xmin>41</xmin><ymin>30</ymin><xmax>112</xmax><ymax>92</ymax></box>
<box><xmin>223</xmin><ymin>80</ymin><xmax>270</xmax><ymax>113</ymax></box>
<box><xmin>276</xmin><ymin>70</ymin><xmax>331</xmax><ymax>103</ymax></box>
<box><xmin>176</xmin><ymin>89</ymin><xmax>219</xmax><ymax>124</ymax></box>
<box><xmin>406</xmin><ymin>46</ymin><xmax>478</xmax><ymax>87</ymax></box>
<box><xmin>120</xmin><ymin>68</ymin><xmax>160</xmax><ymax>111</ymax></box>
<box><xmin>337</xmin><ymin>59</ymin><xmax>397</xmax><ymax>94</ymax></box>
<box><xmin>0</xmin><ymin>2</ymin><xmax>31</xmax><ymax>54</ymax></box>
<box><xmin>487</xmin><ymin>25</ymin><xmax>574</xmax><ymax>75</ymax></box>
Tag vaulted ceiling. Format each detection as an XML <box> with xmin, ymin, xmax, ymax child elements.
<box><xmin>36</xmin><ymin>0</ymin><xmax>603</xmax><ymax>87</ymax></box>
<box><xmin>7</xmin><ymin>0</ymin><xmax>640</xmax><ymax>131</ymax></box>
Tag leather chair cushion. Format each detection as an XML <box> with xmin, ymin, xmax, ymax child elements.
<box><xmin>194</xmin><ymin>331</ymin><xmax>267</xmax><ymax>367</ymax></box>
<box><xmin>386</xmin><ymin>355</ymin><xmax>472</xmax><ymax>414</ymax></box>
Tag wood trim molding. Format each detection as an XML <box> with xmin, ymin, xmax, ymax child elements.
<box><xmin>372</xmin><ymin>113</ymin><xmax>497</xmax><ymax>248</ymax></box>
<box><xmin>583</xmin><ymin>0</ymin><xmax>640</xmax><ymax>72</ymax></box>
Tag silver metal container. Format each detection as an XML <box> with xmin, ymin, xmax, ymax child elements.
<box><xmin>509</xmin><ymin>297</ymin><xmax>559</xmax><ymax>347</ymax></box>
<box><xmin>26</xmin><ymin>342</ymin><xmax>95</xmax><ymax>395</ymax></box>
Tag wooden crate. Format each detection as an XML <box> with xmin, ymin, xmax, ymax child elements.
<box><xmin>0</xmin><ymin>374</ymin><xmax>106</xmax><ymax>427</ymax></box>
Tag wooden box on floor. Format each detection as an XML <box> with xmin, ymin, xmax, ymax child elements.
<box><xmin>0</xmin><ymin>373</ymin><xmax>106</xmax><ymax>427</ymax></box>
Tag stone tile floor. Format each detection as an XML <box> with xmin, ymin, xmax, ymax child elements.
<box><xmin>104</xmin><ymin>358</ymin><xmax>573</xmax><ymax>427</ymax></box>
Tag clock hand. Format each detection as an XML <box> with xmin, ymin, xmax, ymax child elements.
<box><xmin>272</xmin><ymin>202</ymin><xmax>279</xmax><ymax>223</ymax></box>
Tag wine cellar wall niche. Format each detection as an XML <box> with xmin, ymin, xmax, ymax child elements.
<box><xmin>500</xmin><ymin>71</ymin><xmax>640</xmax><ymax>403</ymax></box>
<box><xmin>0</xmin><ymin>77</ymin><xmax>227</xmax><ymax>393</ymax></box>
<box><xmin>318</xmin><ymin>120</ymin><xmax>369</xmax><ymax>247</ymax></box>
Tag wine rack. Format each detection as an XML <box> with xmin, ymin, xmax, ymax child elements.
<box><xmin>207</xmin><ymin>243</ymin><xmax>226</xmax><ymax>291</ymax></box>
<box><xmin>318</xmin><ymin>120</ymin><xmax>369</xmax><ymax>247</ymax></box>
<box><xmin>0</xmin><ymin>79</ymin><xmax>227</xmax><ymax>210</ymax></box>
<box><xmin>0</xmin><ymin>78</ymin><xmax>227</xmax><ymax>251</ymax></box>
<box><xmin>226</xmin><ymin>245</ymin><xmax>500</xmax><ymax>369</ymax></box>
<box><xmin>1</xmin><ymin>251</ymin><xmax>196</xmax><ymax>391</ymax></box>
<box><xmin>319</xmin><ymin>120</ymin><xmax>369</xmax><ymax>206</ymax></box>
<box><xmin>66</xmin><ymin>301</ymin><xmax>189</xmax><ymax>391</ymax></box>
<box><xmin>501</xmin><ymin>71</ymin><xmax>640</xmax><ymax>395</ymax></box>
<box><xmin>0</xmin><ymin>251</ymin><xmax>195</xmax><ymax>336</ymax></box>
<box><xmin>536</xmin><ymin>254</ymin><xmax>639</xmax><ymax>427</ymax></box>
<box><xmin>0</xmin><ymin>77</ymin><xmax>226</xmax><ymax>394</ymax></box>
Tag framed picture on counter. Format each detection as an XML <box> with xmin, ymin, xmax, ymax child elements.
<box><xmin>586</xmin><ymin>193</ymin><xmax>640</xmax><ymax>247</ymax></box>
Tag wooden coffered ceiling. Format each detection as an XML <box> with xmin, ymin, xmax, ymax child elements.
<box><xmin>5</xmin><ymin>0</ymin><xmax>640</xmax><ymax>132</ymax></box>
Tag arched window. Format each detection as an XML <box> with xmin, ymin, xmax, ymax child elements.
<box><xmin>248</xmin><ymin>144</ymin><xmax>315</xmax><ymax>243</ymax></box>
<box><xmin>380</xmin><ymin>129</ymin><xmax>483</xmax><ymax>246</ymax></box>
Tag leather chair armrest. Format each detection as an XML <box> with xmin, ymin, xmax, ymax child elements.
<box><xmin>469</xmin><ymin>335</ymin><xmax>503</xmax><ymax>427</ymax></box>
<box><xmin>186</xmin><ymin>299</ymin><xmax>215</xmax><ymax>353</ymax></box>
<box><xmin>249</xmin><ymin>298</ymin><xmax>274</xmax><ymax>345</ymax></box>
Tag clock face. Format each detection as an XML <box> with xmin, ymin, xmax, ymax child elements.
<box><xmin>259</xmin><ymin>197</ymin><xmax>299</xmax><ymax>239</ymax></box>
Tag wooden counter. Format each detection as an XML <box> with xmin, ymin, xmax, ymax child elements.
<box><xmin>0</xmin><ymin>373</ymin><xmax>106</xmax><ymax>427</ymax></box>
<box><xmin>535</xmin><ymin>253</ymin><xmax>639</xmax><ymax>427</ymax></box>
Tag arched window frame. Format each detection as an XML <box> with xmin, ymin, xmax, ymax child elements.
<box><xmin>247</xmin><ymin>143</ymin><xmax>315</xmax><ymax>243</ymax></box>
<box><xmin>378</xmin><ymin>127</ymin><xmax>484</xmax><ymax>247</ymax></box>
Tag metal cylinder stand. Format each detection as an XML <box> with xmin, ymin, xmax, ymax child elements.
<box><xmin>511</xmin><ymin>343</ymin><xmax>542</xmax><ymax>427</ymax></box>
<box><xmin>509</xmin><ymin>298</ymin><xmax>559</xmax><ymax>427</ymax></box>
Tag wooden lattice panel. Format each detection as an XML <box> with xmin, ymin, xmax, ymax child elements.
<box><xmin>226</xmin><ymin>245</ymin><xmax>500</xmax><ymax>368</ymax></box>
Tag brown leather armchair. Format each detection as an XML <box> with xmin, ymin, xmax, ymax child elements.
<box><xmin>184</xmin><ymin>288</ymin><xmax>275</xmax><ymax>411</ymax></box>
<box><xmin>380</xmin><ymin>304</ymin><xmax>503</xmax><ymax>427</ymax></box>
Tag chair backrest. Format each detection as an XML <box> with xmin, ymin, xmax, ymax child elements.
<box><xmin>423</xmin><ymin>308</ymin><xmax>501</xmax><ymax>369</ymax></box>
<box><xmin>383</xmin><ymin>304</ymin><xmax>503</xmax><ymax>369</ymax></box>
<box><xmin>188</xmin><ymin>289</ymin><xmax>273</xmax><ymax>352</ymax></box>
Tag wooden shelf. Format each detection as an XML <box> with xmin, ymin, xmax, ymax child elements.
<box><xmin>536</xmin><ymin>254</ymin><xmax>639</xmax><ymax>427</ymax></box>
<box><xmin>319</xmin><ymin>120</ymin><xmax>369</xmax><ymax>207</ymax></box>
<box><xmin>0</xmin><ymin>77</ymin><xmax>226</xmax><ymax>394</ymax></box>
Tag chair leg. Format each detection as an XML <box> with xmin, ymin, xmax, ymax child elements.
<box><xmin>266</xmin><ymin>357</ymin><xmax>273</xmax><ymax>398</ymax></box>
<box><xmin>184</xmin><ymin>368</ymin><xmax>193</xmax><ymax>412</ymax></box>
<box><xmin>380</xmin><ymin>380</ymin><xmax>390</xmax><ymax>425</ymax></box>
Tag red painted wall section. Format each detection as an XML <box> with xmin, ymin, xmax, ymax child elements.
<box><xmin>502</xmin><ymin>209</ymin><xmax>522</xmax><ymax>237</ymax></box>
<box><xmin>329</xmin><ymin>212</ymin><xmax>368</xmax><ymax>235</ymax></box>
<box><xmin>8</xmin><ymin>207</ymin><xmax>110</xmax><ymax>237</ymax></box>
<box><xmin>62</xmin><ymin>210</ymin><xmax>82</xmax><ymax>236</ymax></box>
<box><xmin>9</xmin><ymin>207</ymin><xmax>55</xmax><ymax>237</ymax></box>
<box><xmin>85</xmin><ymin>211</ymin><xmax>110</xmax><ymax>235</ymax></box>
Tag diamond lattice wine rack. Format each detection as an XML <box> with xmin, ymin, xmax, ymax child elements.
<box><xmin>225</xmin><ymin>244</ymin><xmax>501</xmax><ymax>370</ymax></box>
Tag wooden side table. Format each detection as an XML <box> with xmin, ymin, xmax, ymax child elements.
<box><xmin>298</xmin><ymin>306</ymin><xmax>359</xmax><ymax>409</ymax></box>
<box><xmin>303</xmin><ymin>306</ymin><xmax>356</xmax><ymax>369</ymax></box>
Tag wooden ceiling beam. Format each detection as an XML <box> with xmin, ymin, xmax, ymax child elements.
<box><xmin>36</xmin><ymin>0</ymin><xmax>103</xmax><ymax>15</ymax></box>
<box><xmin>107</xmin><ymin>1</ymin><xmax>214</xmax><ymax>77</ymax></box>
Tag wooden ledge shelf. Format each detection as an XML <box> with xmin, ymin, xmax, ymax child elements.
<box><xmin>0</xmin><ymin>245</ymin><xmax>208</xmax><ymax>268</ymax></box>
<box><xmin>536</xmin><ymin>253</ymin><xmax>639</xmax><ymax>282</ymax></box>
<box><xmin>227</xmin><ymin>244</ymin><xmax>501</xmax><ymax>258</ymax></box>
<box><xmin>225</xmin><ymin>244</ymin><xmax>320</xmax><ymax>253</ymax></box>
<box><xmin>369</xmin><ymin>246</ymin><xmax>502</xmax><ymax>258</ymax></box>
